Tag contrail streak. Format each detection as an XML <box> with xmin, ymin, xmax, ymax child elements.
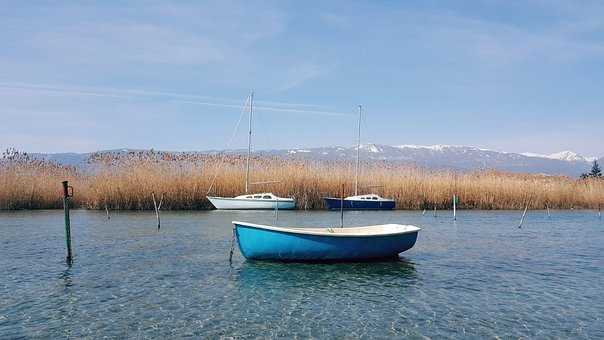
<box><xmin>176</xmin><ymin>100</ymin><xmax>351</xmax><ymax>117</ymax></box>
<box><xmin>0</xmin><ymin>83</ymin><xmax>130</xmax><ymax>100</ymax></box>
<box><xmin>0</xmin><ymin>82</ymin><xmax>342</xmax><ymax>115</ymax></box>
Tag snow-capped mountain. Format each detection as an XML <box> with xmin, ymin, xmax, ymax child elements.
<box><xmin>521</xmin><ymin>151</ymin><xmax>596</xmax><ymax>162</ymax></box>
<box><xmin>265</xmin><ymin>144</ymin><xmax>600</xmax><ymax>177</ymax></box>
<box><xmin>25</xmin><ymin>144</ymin><xmax>600</xmax><ymax>177</ymax></box>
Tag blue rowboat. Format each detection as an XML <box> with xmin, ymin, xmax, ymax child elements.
<box><xmin>324</xmin><ymin>194</ymin><xmax>396</xmax><ymax>210</ymax></box>
<box><xmin>232</xmin><ymin>221</ymin><xmax>420</xmax><ymax>261</ymax></box>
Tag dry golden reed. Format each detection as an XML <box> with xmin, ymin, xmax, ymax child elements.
<box><xmin>1</xmin><ymin>150</ymin><xmax>603</xmax><ymax>210</ymax></box>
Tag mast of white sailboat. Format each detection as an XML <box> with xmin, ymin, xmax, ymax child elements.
<box><xmin>354</xmin><ymin>105</ymin><xmax>362</xmax><ymax>196</ymax></box>
<box><xmin>245</xmin><ymin>91</ymin><xmax>254</xmax><ymax>193</ymax></box>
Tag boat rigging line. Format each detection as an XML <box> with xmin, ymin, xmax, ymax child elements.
<box><xmin>206</xmin><ymin>94</ymin><xmax>250</xmax><ymax>195</ymax></box>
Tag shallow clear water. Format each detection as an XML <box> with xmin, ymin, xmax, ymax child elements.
<box><xmin>1</xmin><ymin>209</ymin><xmax>603</xmax><ymax>338</ymax></box>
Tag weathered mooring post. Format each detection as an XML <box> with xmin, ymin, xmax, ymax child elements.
<box><xmin>274</xmin><ymin>197</ymin><xmax>279</xmax><ymax>225</ymax></box>
<box><xmin>453</xmin><ymin>195</ymin><xmax>457</xmax><ymax>221</ymax></box>
<box><xmin>453</xmin><ymin>173</ymin><xmax>458</xmax><ymax>222</ymax></box>
<box><xmin>62</xmin><ymin>181</ymin><xmax>73</xmax><ymax>263</ymax></box>
<box><xmin>519</xmin><ymin>201</ymin><xmax>529</xmax><ymax>228</ymax></box>
<box><xmin>104</xmin><ymin>198</ymin><xmax>110</xmax><ymax>220</ymax></box>
<box><xmin>152</xmin><ymin>192</ymin><xmax>164</xmax><ymax>230</ymax></box>
<box><xmin>340</xmin><ymin>184</ymin><xmax>345</xmax><ymax>228</ymax></box>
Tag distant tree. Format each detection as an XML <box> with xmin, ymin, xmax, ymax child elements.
<box><xmin>581</xmin><ymin>160</ymin><xmax>602</xmax><ymax>179</ymax></box>
<box><xmin>591</xmin><ymin>160</ymin><xmax>602</xmax><ymax>177</ymax></box>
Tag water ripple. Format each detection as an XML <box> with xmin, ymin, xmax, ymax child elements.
<box><xmin>0</xmin><ymin>210</ymin><xmax>603</xmax><ymax>338</ymax></box>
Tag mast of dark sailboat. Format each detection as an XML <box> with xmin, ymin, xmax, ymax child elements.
<box><xmin>354</xmin><ymin>105</ymin><xmax>362</xmax><ymax>196</ymax></box>
<box><xmin>245</xmin><ymin>91</ymin><xmax>254</xmax><ymax>194</ymax></box>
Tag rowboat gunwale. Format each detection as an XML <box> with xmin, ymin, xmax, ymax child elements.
<box><xmin>232</xmin><ymin>221</ymin><xmax>421</xmax><ymax>238</ymax></box>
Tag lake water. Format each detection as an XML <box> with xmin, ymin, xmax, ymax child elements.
<box><xmin>1</xmin><ymin>209</ymin><xmax>603</xmax><ymax>338</ymax></box>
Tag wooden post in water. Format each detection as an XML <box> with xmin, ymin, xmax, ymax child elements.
<box><xmin>519</xmin><ymin>201</ymin><xmax>529</xmax><ymax>228</ymax></box>
<box><xmin>152</xmin><ymin>192</ymin><xmax>164</xmax><ymax>230</ymax></box>
<box><xmin>453</xmin><ymin>173</ymin><xmax>458</xmax><ymax>221</ymax></box>
<box><xmin>228</xmin><ymin>228</ymin><xmax>236</xmax><ymax>265</ymax></box>
<box><xmin>433</xmin><ymin>206</ymin><xmax>437</xmax><ymax>218</ymax></box>
<box><xmin>61</xmin><ymin>181</ymin><xmax>73</xmax><ymax>264</ymax></box>
<box><xmin>546</xmin><ymin>203</ymin><xmax>550</xmax><ymax>218</ymax></box>
<box><xmin>453</xmin><ymin>195</ymin><xmax>457</xmax><ymax>221</ymax></box>
<box><xmin>340</xmin><ymin>184</ymin><xmax>344</xmax><ymax>228</ymax></box>
<box><xmin>105</xmin><ymin>199</ymin><xmax>110</xmax><ymax>220</ymax></box>
<box><xmin>274</xmin><ymin>198</ymin><xmax>279</xmax><ymax>225</ymax></box>
<box><xmin>598</xmin><ymin>203</ymin><xmax>601</xmax><ymax>220</ymax></box>
<box><xmin>422</xmin><ymin>209</ymin><xmax>426</xmax><ymax>216</ymax></box>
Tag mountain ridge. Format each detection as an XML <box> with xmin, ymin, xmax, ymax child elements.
<box><xmin>26</xmin><ymin>144</ymin><xmax>601</xmax><ymax>178</ymax></box>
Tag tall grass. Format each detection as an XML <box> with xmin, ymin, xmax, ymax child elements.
<box><xmin>1</xmin><ymin>150</ymin><xmax>603</xmax><ymax>210</ymax></box>
<box><xmin>0</xmin><ymin>149</ymin><xmax>79</xmax><ymax>209</ymax></box>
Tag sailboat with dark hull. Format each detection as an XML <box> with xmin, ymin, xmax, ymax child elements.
<box><xmin>324</xmin><ymin>194</ymin><xmax>396</xmax><ymax>210</ymax></box>
<box><xmin>323</xmin><ymin>105</ymin><xmax>396</xmax><ymax>210</ymax></box>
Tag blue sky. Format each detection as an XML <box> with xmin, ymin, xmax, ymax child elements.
<box><xmin>1</xmin><ymin>1</ymin><xmax>603</xmax><ymax>156</ymax></box>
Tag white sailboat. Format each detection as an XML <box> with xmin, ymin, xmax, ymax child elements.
<box><xmin>207</xmin><ymin>92</ymin><xmax>296</xmax><ymax>210</ymax></box>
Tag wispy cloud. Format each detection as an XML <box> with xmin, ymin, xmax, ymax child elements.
<box><xmin>277</xmin><ymin>62</ymin><xmax>329</xmax><ymax>93</ymax></box>
<box><xmin>320</xmin><ymin>13</ymin><xmax>352</xmax><ymax>30</ymax></box>
<box><xmin>172</xmin><ymin>101</ymin><xmax>350</xmax><ymax>117</ymax></box>
<box><xmin>20</xmin><ymin>2</ymin><xmax>288</xmax><ymax>67</ymax></box>
<box><xmin>0</xmin><ymin>83</ymin><xmax>130</xmax><ymax>100</ymax></box>
<box><xmin>0</xmin><ymin>82</ymin><xmax>350</xmax><ymax>117</ymax></box>
<box><xmin>398</xmin><ymin>6</ymin><xmax>604</xmax><ymax>64</ymax></box>
<box><xmin>0</xmin><ymin>82</ymin><xmax>327</xmax><ymax>108</ymax></box>
<box><xmin>30</xmin><ymin>23</ymin><xmax>227</xmax><ymax>65</ymax></box>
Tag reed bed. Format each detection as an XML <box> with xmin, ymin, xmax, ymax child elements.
<box><xmin>1</xmin><ymin>150</ymin><xmax>603</xmax><ymax>210</ymax></box>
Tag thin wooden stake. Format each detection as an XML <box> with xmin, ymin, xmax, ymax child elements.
<box><xmin>62</xmin><ymin>181</ymin><xmax>73</xmax><ymax>264</ymax></box>
<box><xmin>105</xmin><ymin>203</ymin><xmax>110</xmax><ymax>220</ymax></box>
<box><xmin>519</xmin><ymin>202</ymin><xmax>529</xmax><ymax>228</ymax></box>
<box><xmin>274</xmin><ymin>198</ymin><xmax>279</xmax><ymax>225</ymax></box>
<box><xmin>228</xmin><ymin>228</ymin><xmax>236</xmax><ymax>264</ymax></box>
<box><xmin>546</xmin><ymin>204</ymin><xmax>550</xmax><ymax>218</ymax></box>
<box><xmin>433</xmin><ymin>206</ymin><xmax>437</xmax><ymax>218</ymax></box>
<box><xmin>340</xmin><ymin>184</ymin><xmax>344</xmax><ymax>228</ymax></box>
<box><xmin>152</xmin><ymin>192</ymin><xmax>164</xmax><ymax>230</ymax></box>
<box><xmin>453</xmin><ymin>195</ymin><xmax>457</xmax><ymax>221</ymax></box>
<box><xmin>598</xmin><ymin>204</ymin><xmax>601</xmax><ymax>220</ymax></box>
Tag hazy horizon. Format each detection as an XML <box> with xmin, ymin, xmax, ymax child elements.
<box><xmin>11</xmin><ymin>143</ymin><xmax>601</xmax><ymax>160</ymax></box>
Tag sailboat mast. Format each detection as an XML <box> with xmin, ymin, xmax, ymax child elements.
<box><xmin>245</xmin><ymin>91</ymin><xmax>254</xmax><ymax>193</ymax></box>
<box><xmin>354</xmin><ymin>105</ymin><xmax>362</xmax><ymax>196</ymax></box>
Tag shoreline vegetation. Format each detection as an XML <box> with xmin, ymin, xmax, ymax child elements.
<box><xmin>1</xmin><ymin>150</ymin><xmax>603</xmax><ymax>211</ymax></box>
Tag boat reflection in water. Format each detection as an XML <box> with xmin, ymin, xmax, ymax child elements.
<box><xmin>232</xmin><ymin>257</ymin><xmax>418</xmax><ymax>291</ymax></box>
